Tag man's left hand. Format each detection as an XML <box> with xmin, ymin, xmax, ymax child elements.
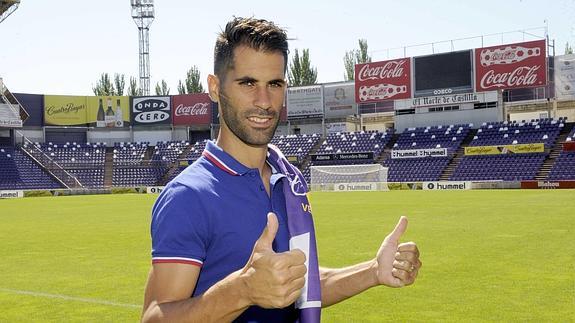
<box><xmin>374</xmin><ymin>216</ymin><xmax>421</xmax><ymax>288</ymax></box>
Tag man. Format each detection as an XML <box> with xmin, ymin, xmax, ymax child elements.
<box><xmin>142</xmin><ymin>17</ymin><xmax>421</xmax><ymax>322</ymax></box>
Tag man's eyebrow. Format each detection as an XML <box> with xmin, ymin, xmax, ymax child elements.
<box><xmin>233</xmin><ymin>76</ymin><xmax>286</xmax><ymax>85</ymax></box>
<box><xmin>234</xmin><ymin>76</ymin><xmax>258</xmax><ymax>83</ymax></box>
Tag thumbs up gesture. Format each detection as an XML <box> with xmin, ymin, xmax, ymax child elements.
<box><xmin>375</xmin><ymin>216</ymin><xmax>421</xmax><ymax>288</ymax></box>
<box><xmin>240</xmin><ymin>213</ymin><xmax>307</xmax><ymax>308</ymax></box>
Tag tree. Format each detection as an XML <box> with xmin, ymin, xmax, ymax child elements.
<box><xmin>566</xmin><ymin>42</ymin><xmax>573</xmax><ymax>55</ymax></box>
<box><xmin>288</xmin><ymin>48</ymin><xmax>317</xmax><ymax>86</ymax></box>
<box><xmin>177</xmin><ymin>65</ymin><xmax>204</xmax><ymax>94</ymax></box>
<box><xmin>127</xmin><ymin>76</ymin><xmax>142</xmax><ymax>96</ymax></box>
<box><xmin>92</xmin><ymin>73</ymin><xmax>115</xmax><ymax>96</ymax></box>
<box><xmin>155</xmin><ymin>79</ymin><xmax>170</xmax><ymax>95</ymax></box>
<box><xmin>344</xmin><ymin>39</ymin><xmax>372</xmax><ymax>81</ymax></box>
<box><xmin>114</xmin><ymin>74</ymin><xmax>126</xmax><ymax>96</ymax></box>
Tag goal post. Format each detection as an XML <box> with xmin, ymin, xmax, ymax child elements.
<box><xmin>309</xmin><ymin>164</ymin><xmax>388</xmax><ymax>192</ymax></box>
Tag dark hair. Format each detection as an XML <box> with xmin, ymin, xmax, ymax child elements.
<box><xmin>214</xmin><ymin>17</ymin><xmax>289</xmax><ymax>79</ymax></box>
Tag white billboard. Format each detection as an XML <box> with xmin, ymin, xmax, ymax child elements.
<box><xmin>394</xmin><ymin>90</ymin><xmax>498</xmax><ymax>110</ymax></box>
<box><xmin>554</xmin><ymin>54</ymin><xmax>575</xmax><ymax>100</ymax></box>
<box><xmin>423</xmin><ymin>181</ymin><xmax>471</xmax><ymax>190</ymax></box>
<box><xmin>334</xmin><ymin>182</ymin><xmax>377</xmax><ymax>191</ymax></box>
<box><xmin>391</xmin><ymin>148</ymin><xmax>448</xmax><ymax>159</ymax></box>
<box><xmin>323</xmin><ymin>82</ymin><xmax>357</xmax><ymax>118</ymax></box>
<box><xmin>0</xmin><ymin>190</ymin><xmax>24</xmax><ymax>198</ymax></box>
<box><xmin>287</xmin><ymin>85</ymin><xmax>324</xmax><ymax>119</ymax></box>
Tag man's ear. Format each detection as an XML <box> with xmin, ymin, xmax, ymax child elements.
<box><xmin>207</xmin><ymin>74</ymin><xmax>220</xmax><ymax>103</ymax></box>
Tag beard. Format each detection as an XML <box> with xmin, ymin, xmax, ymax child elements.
<box><xmin>218</xmin><ymin>91</ymin><xmax>280</xmax><ymax>147</ymax></box>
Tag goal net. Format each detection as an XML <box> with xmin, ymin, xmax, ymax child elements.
<box><xmin>310</xmin><ymin>164</ymin><xmax>388</xmax><ymax>192</ymax></box>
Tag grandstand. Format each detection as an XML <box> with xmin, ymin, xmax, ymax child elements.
<box><xmin>1</xmin><ymin>116</ymin><xmax>574</xmax><ymax>191</ymax></box>
<box><xmin>1</xmin><ymin>34</ymin><xmax>574</xmax><ymax>192</ymax></box>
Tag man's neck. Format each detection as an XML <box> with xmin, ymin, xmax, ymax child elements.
<box><xmin>216</xmin><ymin>133</ymin><xmax>268</xmax><ymax>173</ymax></box>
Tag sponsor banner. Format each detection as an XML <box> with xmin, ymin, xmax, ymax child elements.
<box><xmin>132</xmin><ymin>96</ymin><xmax>171</xmax><ymax>126</ymax></box>
<box><xmin>287</xmin><ymin>85</ymin><xmax>324</xmax><ymax>119</ymax></box>
<box><xmin>147</xmin><ymin>186</ymin><xmax>165</xmax><ymax>194</ymax></box>
<box><xmin>334</xmin><ymin>182</ymin><xmax>377</xmax><ymax>191</ymax></box>
<box><xmin>286</xmin><ymin>155</ymin><xmax>299</xmax><ymax>163</ymax></box>
<box><xmin>391</xmin><ymin>148</ymin><xmax>447</xmax><ymax>159</ymax></box>
<box><xmin>14</xmin><ymin>93</ymin><xmax>44</xmax><ymax>127</ymax></box>
<box><xmin>563</xmin><ymin>142</ymin><xmax>575</xmax><ymax>151</ymax></box>
<box><xmin>423</xmin><ymin>181</ymin><xmax>471</xmax><ymax>190</ymax></box>
<box><xmin>44</xmin><ymin>95</ymin><xmax>88</xmax><ymax>126</ymax></box>
<box><xmin>323</xmin><ymin>82</ymin><xmax>357</xmax><ymax>118</ymax></box>
<box><xmin>395</xmin><ymin>90</ymin><xmax>497</xmax><ymax>110</ymax></box>
<box><xmin>387</xmin><ymin>182</ymin><xmax>423</xmax><ymax>190</ymax></box>
<box><xmin>464</xmin><ymin>143</ymin><xmax>545</xmax><ymax>155</ymax></box>
<box><xmin>521</xmin><ymin>180</ymin><xmax>575</xmax><ymax>189</ymax></box>
<box><xmin>554</xmin><ymin>54</ymin><xmax>575</xmax><ymax>100</ymax></box>
<box><xmin>411</xmin><ymin>93</ymin><xmax>479</xmax><ymax>108</ymax></box>
<box><xmin>87</xmin><ymin>96</ymin><xmax>130</xmax><ymax>128</ymax></box>
<box><xmin>0</xmin><ymin>190</ymin><xmax>24</xmax><ymax>198</ymax></box>
<box><xmin>172</xmin><ymin>93</ymin><xmax>212</xmax><ymax>126</ymax></box>
<box><xmin>311</xmin><ymin>152</ymin><xmax>374</xmax><ymax>162</ymax></box>
<box><xmin>475</xmin><ymin>39</ymin><xmax>547</xmax><ymax>92</ymax></box>
<box><xmin>355</xmin><ymin>58</ymin><xmax>411</xmax><ymax>103</ymax></box>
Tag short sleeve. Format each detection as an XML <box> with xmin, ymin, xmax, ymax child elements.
<box><xmin>150</xmin><ymin>182</ymin><xmax>209</xmax><ymax>267</ymax></box>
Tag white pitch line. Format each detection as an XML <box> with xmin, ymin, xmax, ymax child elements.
<box><xmin>0</xmin><ymin>287</ymin><xmax>140</xmax><ymax>309</ymax></box>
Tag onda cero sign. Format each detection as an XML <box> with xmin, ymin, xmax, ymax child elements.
<box><xmin>132</xmin><ymin>96</ymin><xmax>171</xmax><ymax>125</ymax></box>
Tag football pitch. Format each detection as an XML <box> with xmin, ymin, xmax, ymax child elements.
<box><xmin>1</xmin><ymin>190</ymin><xmax>573</xmax><ymax>322</ymax></box>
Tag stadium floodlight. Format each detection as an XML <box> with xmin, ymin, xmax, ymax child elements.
<box><xmin>0</xmin><ymin>0</ymin><xmax>20</xmax><ymax>24</ymax></box>
<box><xmin>131</xmin><ymin>0</ymin><xmax>154</xmax><ymax>96</ymax></box>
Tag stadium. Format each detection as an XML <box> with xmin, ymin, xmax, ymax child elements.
<box><xmin>1</xmin><ymin>1</ymin><xmax>574</xmax><ymax>322</ymax></box>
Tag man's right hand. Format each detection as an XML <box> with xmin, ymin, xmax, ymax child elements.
<box><xmin>240</xmin><ymin>212</ymin><xmax>307</xmax><ymax>309</ymax></box>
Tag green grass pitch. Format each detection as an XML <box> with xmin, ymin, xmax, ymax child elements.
<box><xmin>1</xmin><ymin>190</ymin><xmax>573</xmax><ymax>322</ymax></box>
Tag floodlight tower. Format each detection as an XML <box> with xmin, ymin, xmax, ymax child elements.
<box><xmin>0</xmin><ymin>0</ymin><xmax>20</xmax><ymax>24</ymax></box>
<box><xmin>131</xmin><ymin>0</ymin><xmax>154</xmax><ymax>96</ymax></box>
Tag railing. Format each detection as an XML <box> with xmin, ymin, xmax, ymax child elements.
<box><xmin>0</xmin><ymin>77</ymin><xmax>29</xmax><ymax>125</ymax></box>
<box><xmin>16</xmin><ymin>131</ymin><xmax>84</xmax><ymax>189</ymax></box>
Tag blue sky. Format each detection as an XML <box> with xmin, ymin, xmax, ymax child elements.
<box><xmin>1</xmin><ymin>0</ymin><xmax>573</xmax><ymax>95</ymax></box>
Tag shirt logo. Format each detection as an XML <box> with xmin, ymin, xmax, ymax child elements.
<box><xmin>287</xmin><ymin>171</ymin><xmax>307</xmax><ymax>197</ymax></box>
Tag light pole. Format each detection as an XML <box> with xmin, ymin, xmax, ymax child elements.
<box><xmin>131</xmin><ymin>0</ymin><xmax>154</xmax><ymax>96</ymax></box>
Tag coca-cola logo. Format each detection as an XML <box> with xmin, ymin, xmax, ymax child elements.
<box><xmin>175</xmin><ymin>103</ymin><xmax>209</xmax><ymax>116</ymax></box>
<box><xmin>359</xmin><ymin>84</ymin><xmax>407</xmax><ymax>101</ymax></box>
<box><xmin>480</xmin><ymin>65</ymin><xmax>541</xmax><ymax>89</ymax></box>
<box><xmin>488</xmin><ymin>49</ymin><xmax>518</xmax><ymax>62</ymax></box>
<box><xmin>358</xmin><ymin>60</ymin><xmax>406</xmax><ymax>81</ymax></box>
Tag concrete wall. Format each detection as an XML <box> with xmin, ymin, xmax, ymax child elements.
<box><xmin>395</xmin><ymin>105</ymin><xmax>502</xmax><ymax>132</ymax></box>
<box><xmin>87</xmin><ymin>129</ymin><xmax>131</xmax><ymax>146</ymax></box>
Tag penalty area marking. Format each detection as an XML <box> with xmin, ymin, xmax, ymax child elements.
<box><xmin>0</xmin><ymin>287</ymin><xmax>140</xmax><ymax>309</ymax></box>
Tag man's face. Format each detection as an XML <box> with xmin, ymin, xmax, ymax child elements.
<box><xmin>213</xmin><ymin>45</ymin><xmax>286</xmax><ymax>147</ymax></box>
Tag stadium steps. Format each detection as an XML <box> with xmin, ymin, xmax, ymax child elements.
<box><xmin>376</xmin><ymin>133</ymin><xmax>399</xmax><ymax>164</ymax></box>
<box><xmin>103</xmin><ymin>147</ymin><xmax>114</xmax><ymax>187</ymax></box>
<box><xmin>535</xmin><ymin>122</ymin><xmax>574</xmax><ymax>180</ymax></box>
<box><xmin>297</xmin><ymin>134</ymin><xmax>325</xmax><ymax>176</ymax></box>
<box><xmin>144</xmin><ymin>145</ymin><xmax>155</xmax><ymax>163</ymax></box>
<box><xmin>158</xmin><ymin>143</ymin><xmax>195</xmax><ymax>185</ymax></box>
<box><xmin>439</xmin><ymin>129</ymin><xmax>477</xmax><ymax>181</ymax></box>
<box><xmin>18</xmin><ymin>145</ymin><xmax>74</xmax><ymax>188</ymax></box>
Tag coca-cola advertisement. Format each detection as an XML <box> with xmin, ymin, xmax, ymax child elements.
<box><xmin>171</xmin><ymin>93</ymin><xmax>212</xmax><ymax>126</ymax></box>
<box><xmin>354</xmin><ymin>58</ymin><xmax>411</xmax><ymax>103</ymax></box>
<box><xmin>475</xmin><ymin>39</ymin><xmax>547</xmax><ymax>92</ymax></box>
